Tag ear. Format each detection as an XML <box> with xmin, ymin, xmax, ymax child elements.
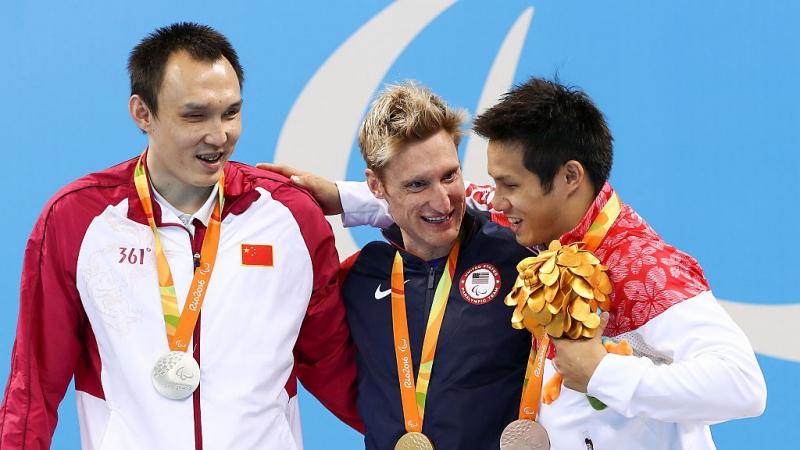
<box><xmin>365</xmin><ymin>168</ymin><xmax>385</xmax><ymax>199</ymax></box>
<box><xmin>561</xmin><ymin>160</ymin><xmax>586</xmax><ymax>195</ymax></box>
<box><xmin>129</xmin><ymin>95</ymin><xmax>154</xmax><ymax>133</ymax></box>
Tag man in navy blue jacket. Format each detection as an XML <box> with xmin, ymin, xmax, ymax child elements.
<box><xmin>334</xmin><ymin>82</ymin><xmax>532</xmax><ymax>449</ymax></box>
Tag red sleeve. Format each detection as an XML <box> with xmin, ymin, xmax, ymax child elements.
<box><xmin>0</xmin><ymin>198</ymin><xmax>85</xmax><ymax>449</ymax></box>
<box><xmin>464</xmin><ymin>183</ymin><xmax>510</xmax><ymax>226</ymax></box>
<box><xmin>273</xmin><ymin>185</ymin><xmax>364</xmax><ymax>433</ymax></box>
<box><xmin>338</xmin><ymin>251</ymin><xmax>361</xmax><ymax>287</ymax></box>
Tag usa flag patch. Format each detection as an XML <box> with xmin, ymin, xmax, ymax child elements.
<box><xmin>459</xmin><ymin>263</ymin><xmax>501</xmax><ymax>305</ymax></box>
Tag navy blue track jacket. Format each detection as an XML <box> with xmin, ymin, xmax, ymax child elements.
<box><xmin>341</xmin><ymin>209</ymin><xmax>533</xmax><ymax>449</ymax></box>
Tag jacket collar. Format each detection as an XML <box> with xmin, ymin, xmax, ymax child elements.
<box><xmin>127</xmin><ymin>150</ymin><xmax>235</xmax><ymax>226</ymax></box>
<box><xmin>559</xmin><ymin>181</ymin><xmax>615</xmax><ymax>245</ymax></box>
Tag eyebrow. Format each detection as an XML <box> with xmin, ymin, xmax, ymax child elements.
<box><xmin>181</xmin><ymin>99</ymin><xmax>243</xmax><ymax>111</ymax></box>
<box><xmin>400</xmin><ymin>177</ymin><xmax>428</xmax><ymax>185</ymax></box>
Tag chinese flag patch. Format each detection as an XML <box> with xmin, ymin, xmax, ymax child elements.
<box><xmin>241</xmin><ymin>244</ymin><xmax>274</xmax><ymax>267</ymax></box>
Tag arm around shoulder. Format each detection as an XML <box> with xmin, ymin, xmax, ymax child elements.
<box><xmin>335</xmin><ymin>179</ymin><xmax>501</xmax><ymax>228</ymax></box>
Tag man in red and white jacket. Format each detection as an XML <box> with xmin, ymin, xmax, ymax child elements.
<box><xmin>0</xmin><ymin>23</ymin><xmax>361</xmax><ymax>449</ymax></box>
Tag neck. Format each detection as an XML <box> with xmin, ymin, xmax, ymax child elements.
<box><xmin>557</xmin><ymin>182</ymin><xmax>598</xmax><ymax>240</ymax></box>
<box><xmin>147</xmin><ymin>157</ymin><xmax>214</xmax><ymax>215</ymax></box>
<box><xmin>402</xmin><ymin>236</ymin><xmax>457</xmax><ymax>262</ymax></box>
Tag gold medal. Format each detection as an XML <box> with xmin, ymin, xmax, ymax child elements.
<box><xmin>395</xmin><ymin>431</ymin><xmax>434</xmax><ymax>450</ymax></box>
<box><xmin>500</xmin><ymin>419</ymin><xmax>550</xmax><ymax>450</ymax></box>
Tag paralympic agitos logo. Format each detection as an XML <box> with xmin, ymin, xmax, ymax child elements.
<box><xmin>275</xmin><ymin>0</ymin><xmax>535</xmax><ymax>257</ymax></box>
<box><xmin>273</xmin><ymin>1</ymin><xmax>797</xmax><ymax>363</ymax></box>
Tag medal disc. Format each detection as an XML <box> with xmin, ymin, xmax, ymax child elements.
<box><xmin>394</xmin><ymin>431</ymin><xmax>434</xmax><ymax>450</ymax></box>
<box><xmin>500</xmin><ymin>419</ymin><xmax>550</xmax><ymax>450</ymax></box>
<box><xmin>151</xmin><ymin>350</ymin><xmax>200</xmax><ymax>400</ymax></box>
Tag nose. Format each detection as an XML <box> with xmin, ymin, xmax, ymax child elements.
<box><xmin>492</xmin><ymin>189</ymin><xmax>510</xmax><ymax>212</ymax></box>
<box><xmin>204</xmin><ymin>119</ymin><xmax>228</xmax><ymax>147</ymax></box>
<box><xmin>429</xmin><ymin>183</ymin><xmax>452</xmax><ymax>212</ymax></box>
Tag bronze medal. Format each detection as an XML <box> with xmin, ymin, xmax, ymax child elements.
<box><xmin>395</xmin><ymin>431</ymin><xmax>435</xmax><ymax>450</ymax></box>
<box><xmin>500</xmin><ymin>419</ymin><xmax>550</xmax><ymax>450</ymax></box>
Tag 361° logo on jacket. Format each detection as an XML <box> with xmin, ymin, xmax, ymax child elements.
<box><xmin>459</xmin><ymin>264</ymin><xmax>501</xmax><ymax>305</ymax></box>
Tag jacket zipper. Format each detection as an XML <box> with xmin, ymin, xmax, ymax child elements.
<box><xmin>427</xmin><ymin>265</ymin><xmax>436</xmax><ymax>289</ymax></box>
<box><xmin>190</xmin><ymin>222</ymin><xmax>206</xmax><ymax>450</ymax></box>
<box><xmin>423</xmin><ymin>265</ymin><xmax>438</xmax><ymax>334</ymax></box>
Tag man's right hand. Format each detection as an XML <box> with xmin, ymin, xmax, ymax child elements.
<box><xmin>256</xmin><ymin>163</ymin><xmax>344</xmax><ymax>215</ymax></box>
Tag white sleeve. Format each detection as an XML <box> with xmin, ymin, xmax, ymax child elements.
<box><xmin>586</xmin><ymin>290</ymin><xmax>767</xmax><ymax>424</ymax></box>
<box><xmin>335</xmin><ymin>181</ymin><xmax>393</xmax><ymax>228</ymax></box>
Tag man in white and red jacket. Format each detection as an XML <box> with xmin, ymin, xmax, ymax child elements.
<box><xmin>467</xmin><ymin>79</ymin><xmax>766</xmax><ymax>448</ymax></box>
<box><xmin>0</xmin><ymin>23</ymin><xmax>361</xmax><ymax>449</ymax></box>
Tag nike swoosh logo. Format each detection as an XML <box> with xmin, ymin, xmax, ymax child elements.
<box><xmin>374</xmin><ymin>281</ymin><xmax>409</xmax><ymax>300</ymax></box>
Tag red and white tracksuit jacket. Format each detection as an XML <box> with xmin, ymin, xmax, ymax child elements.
<box><xmin>0</xmin><ymin>158</ymin><xmax>362</xmax><ymax>449</ymax></box>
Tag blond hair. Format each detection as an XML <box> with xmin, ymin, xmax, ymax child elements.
<box><xmin>358</xmin><ymin>81</ymin><xmax>467</xmax><ymax>174</ymax></box>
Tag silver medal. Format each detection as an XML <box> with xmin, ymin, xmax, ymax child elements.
<box><xmin>500</xmin><ymin>419</ymin><xmax>550</xmax><ymax>450</ymax></box>
<box><xmin>151</xmin><ymin>350</ymin><xmax>200</xmax><ymax>400</ymax></box>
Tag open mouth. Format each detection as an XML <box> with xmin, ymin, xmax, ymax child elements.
<box><xmin>507</xmin><ymin>217</ymin><xmax>522</xmax><ymax>225</ymax></box>
<box><xmin>196</xmin><ymin>152</ymin><xmax>223</xmax><ymax>163</ymax></box>
<box><xmin>422</xmin><ymin>212</ymin><xmax>453</xmax><ymax>224</ymax></box>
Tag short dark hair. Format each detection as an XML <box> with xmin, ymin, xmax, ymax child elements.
<box><xmin>127</xmin><ymin>22</ymin><xmax>244</xmax><ymax>116</ymax></box>
<box><xmin>473</xmin><ymin>77</ymin><xmax>612</xmax><ymax>194</ymax></box>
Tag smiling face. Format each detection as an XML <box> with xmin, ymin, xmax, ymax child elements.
<box><xmin>367</xmin><ymin>129</ymin><xmax>465</xmax><ymax>260</ymax></box>
<box><xmin>129</xmin><ymin>50</ymin><xmax>242</xmax><ymax>212</ymax></box>
<box><xmin>488</xmin><ymin>140</ymin><xmax>585</xmax><ymax>247</ymax></box>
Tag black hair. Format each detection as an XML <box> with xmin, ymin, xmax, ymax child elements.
<box><xmin>473</xmin><ymin>77</ymin><xmax>612</xmax><ymax>194</ymax></box>
<box><xmin>127</xmin><ymin>22</ymin><xmax>244</xmax><ymax>115</ymax></box>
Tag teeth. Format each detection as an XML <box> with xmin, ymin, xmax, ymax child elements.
<box><xmin>508</xmin><ymin>218</ymin><xmax>522</xmax><ymax>225</ymax></box>
<box><xmin>423</xmin><ymin>214</ymin><xmax>450</xmax><ymax>224</ymax></box>
<box><xmin>197</xmin><ymin>153</ymin><xmax>222</xmax><ymax>162</ymax></box>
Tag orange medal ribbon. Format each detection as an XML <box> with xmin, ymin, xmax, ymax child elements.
<box><xmin>391</xmin><ymin>242</ymin><xmax>460</xmax><ymax>433</ymax></box>
<box><xmin>133</xmin><ymin>151</ymin><xmax>224</xmax><ymax>352</ymax></box>
<box><xmin>518</xmin><ymin>335</ymin><xmax>551</xmax><ymax>420</ymax></box>
<box><xmin>516</xmin><ymin>192</ymin><xmax>622</xmax><ymax>421</ymax></box>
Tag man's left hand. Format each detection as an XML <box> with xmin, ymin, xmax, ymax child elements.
<box><xmin>550</xmin><ymin>312</ymin><xmax>609</xmax><ymax>393</ymax></box>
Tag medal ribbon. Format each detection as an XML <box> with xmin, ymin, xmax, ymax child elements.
<box><xmin>133</xmin><ymin>151</ymin><xmax>224</xmax><ymax>352</ymax></box>
<box><xmin>517</xmin><ymin>191</ymin><xmax>622</xmax><ymax>421</ymax></box>
<box><xmin>391</xmin><ymin>242</ymin><xmax>460</xmax><ymax>433</ymax></box>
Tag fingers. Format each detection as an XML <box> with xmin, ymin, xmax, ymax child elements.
<box><xmin>255</xmin><ymin>163</ymin><xmax>312</xmax><ymax>189</ymax></box>
<box><xmin>596</xmin><ymin>311</ymin><xmax>610</xmax><ymax>337</ymax></box>
<box><xmin>254</xmin><ymin>162</ymin><xmax>343</xmax><ymax>215</ymax></box>
<box><xmin>255</xmin><ymin>162</ymin><xmax>307</xmax><ymax>179</ymax></box>
<box><xmin>255</xmin><ymin>162</ymin><xmax>280</xmax><ymax>171</ymax></box>
<box><xmin>289</xmin><ymin>175</ymin><xmax>310</xmax><ymax>188</ymax></box>
<box><xmin>293</xmin><ymin>175</ymin><xmax>342</xmax><ymax>215</ymax></box>
<box><xmin>550</xmin><ymin>356</ymin><xmax>560</xmax><ymax>373</ymax></box>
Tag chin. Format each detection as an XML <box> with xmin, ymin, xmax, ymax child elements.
<box><xmin>431</xmin><ymin>231</ymin><xmax>459</xmax><ymax>249</ymax></box>
<box><xmin>191</xmin><ymin>180</ymin><xmax>220</xmax><ymax>189</ymax></box>
<box><xmin>514</xmin><ymin>232</ymin><xmax>537</xmax><ymax>248</ymax></box>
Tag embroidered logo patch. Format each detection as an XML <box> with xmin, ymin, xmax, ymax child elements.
<box><xmin>459</xmin><ymin>263</ymin><xmax>501</xmax><ymax>305</ymax></box>
<box><xmin>241</xmin><ymin>244</ymin><xmax>274</xmax><ymax>267</ymax></box>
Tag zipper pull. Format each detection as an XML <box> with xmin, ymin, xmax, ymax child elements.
<box><xmin>427</xmin><ymin>266</ymin><xmax>436</xmax><ymax>289</ymax></box>
<box><xmin>193</xmin><ymin>252</ymin><xmax>201</xmax><ymax>268</ymax></box>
